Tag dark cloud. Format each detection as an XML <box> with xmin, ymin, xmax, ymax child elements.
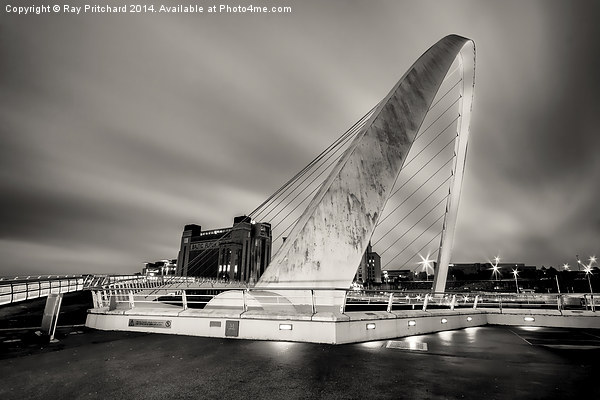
<box><xmin>1</xmin><ymin>0</ymin><xmax>599</xmax><ymax>275</ymax></box>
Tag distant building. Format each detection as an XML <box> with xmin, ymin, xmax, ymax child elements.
<box><xmin>448</xmin><ymin>263</ymin><xmax>536</xmax><ymax>280</ymax></box>
<box><xmin>355</xmin><ymin>242</ymin><xmax>382</xmax><ymax>284</ymax></box>
<box><xmin>176</xmin><ymin>216</ymin><xmax>272</xmax><ymax>283</ymax></box>
<box><xmin>143</xmin><ymin>259</ymin><xmax>177</xmax><ymax>277</ymax></box>
<box><xmin>383</xmin><ymin>269</ymin><xmax>415</xmax><ymax>282</ymax></box>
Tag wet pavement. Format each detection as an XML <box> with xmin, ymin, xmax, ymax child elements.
<box><xmin>1</xmin><ymin>324</ymin><xmax>599</xmax><ymax>400</ymax></box>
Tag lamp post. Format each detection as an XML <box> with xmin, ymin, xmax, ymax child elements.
<box><xmin>418</xmin><ymin>254</ymin><xmax>434</xmax><ymax>282</ymax></box>
<box><xmin>512</xmin><ymin>269</ymin><xmax>519</xmax><ymax>294</ymax></box>
<box><xmin>584</xmin><ymin>256</ymin><xmax>596</xmax><ymax>294</ymax></box>
<box><xmin>490</xmin><ymin>255</ymin><xmax>500</xmax><ymax>281</ymax></box>
<box><xmin>584</xmin><ymin>266</ymin><xmax>593</xmax><ymax>294</ymax></box>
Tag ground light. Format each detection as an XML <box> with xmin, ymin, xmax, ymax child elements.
<box><xmin>366</xmin><ymin>323</ymin><xmax>376</xmax><ymax>330</ymax></box>
<box><xmin>279</xmin><ymin>324</ymin><xmax>293</xmax><ymax>330</ymax></box>
<box><xmin>408</xmin><ymin>320</ymin><xmax>416</xmax><ymax>327</ymax></box>
<box><xmin>524</xmin><ymin>316</ymin><xmax>535</xmax><ymax>322</ymax></box>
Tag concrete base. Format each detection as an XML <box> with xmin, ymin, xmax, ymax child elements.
<box><xmin>85</xmin><ymin>306</ymin><xmax>600</xmax><ymax>344</ymax></box>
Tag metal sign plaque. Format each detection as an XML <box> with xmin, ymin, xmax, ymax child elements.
<box><xmin>41</xmin><ymin>293</ymin><xmax>63</xmax><ymax>339</ymax></box>
<box><xmin>225</xmin><ymin>320</ymin><xmax>239</xmax><ymax>337</ymax></box>
<box><xmin>128</xmin><ymin>319</ymin><xmax>172</xmax><ymax>328</ymax></box>
<box><xmin>386</xmin><ymin>340</ymin><xmax>428</xmax><ymax>351</ymax></box>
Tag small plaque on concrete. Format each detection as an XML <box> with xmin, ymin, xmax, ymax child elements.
<box><xmin>225</xmin><ymin>320</ymin><xmax>239</xmax><ymax>337</ymax></box>
<box><xmin>128</xmin><ymin>319</ymin><xmax>172</xmax><ymax>328</ymax></box>
<box><xmin>386</xmin><ymin>341</ymin><xmax>428</xmax><ymax>351</ymax></box>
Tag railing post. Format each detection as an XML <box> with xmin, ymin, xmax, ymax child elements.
<box><xmin>182</xmin><ymin>290</ymin><xmax>188</xmax><ymax>310</ymax></box>
<box><xmin>387</xmin><ymin>292</ymin><xmax>394</xmax><ymax>313</ymax></box>
<box><xmin>92</xmin><ymin>291</ymin><xmax>100</xmax><ymax>308</ymax></box>
<box><xmin>592</xmin><ymin>294</ymin><xmax>596</xmax><ymax>313</ymax></box>
<box><xmin>557</xmin><ymin>295</ymin><xmax>562</xmax><ymax>313</ymax></box>
<box><xmin>450</xmin><ymin>294</ymin><xmax>456</xmax><ymax>311</ymax></box>
<box><xmin>128</xmin><ymin>291</ymin><xmax>135</xmax><ymax>309</ymax></box>
<box><xmin>340</xmin><ymin>291</ymin><xmax>348</xmax><ymax>314</ymax></box>
<box><xmin>473</xmin><ymin>295</ymin><xmax>478</xmax><ymax>309</ymax></box>
<box><xmin>422</xmin><ymin>294</ymin><xmax>429</xmax><ymax>311</ymax></box>
<box><xmin>242</xmin><ymin>289</ymin><xmax>248</xmax><ymax>312</ymax></box>
<box><xmin>311</xmin><ymin>290</ymin><xmax>316</xmax><ymax>314</ymax></box>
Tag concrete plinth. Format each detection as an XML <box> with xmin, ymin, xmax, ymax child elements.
<box><xmin>86</xmin><ymin>306</ymin><xmax>600</xmax><ymax>344</ymax></box>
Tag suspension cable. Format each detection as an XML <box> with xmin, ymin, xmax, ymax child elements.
<box><xmin>380</xmin><ymin>192</ymin><xmax>449</xmax><ymax>256</ymax></box>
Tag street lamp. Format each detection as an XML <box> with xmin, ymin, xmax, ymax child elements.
<box><xmin>512</xmin><ymin>269</ymin><xmax>519</xmax><ymax>294</ymax></box>
<box><xmin>490</xmin><ymin>255</ymin><xmax>501</xmax><ymax>281</ymax></box>
<box><xmin>418</xmin><ymin>253</ymin><xmax>435</xmax><ymax>281</ymax></box>
<box><xmin>563</xmin><ymin>263</ymin><xmax>570</xmax><ymax>271</ymax></box>
<box><xmin>584</xmin><ymin>266</ymin><xmax>594</xmax><ymax>294</ymax></box>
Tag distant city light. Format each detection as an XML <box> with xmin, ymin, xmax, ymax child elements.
<box><xmin>590</xmin><ymin>256</ymin><xmax>597</xmax><ymax>264</ymax></box>
<box><xmin>563</xmin><ymin>263</ymin><xmax>570</xmax><ymax>270</ymax></box>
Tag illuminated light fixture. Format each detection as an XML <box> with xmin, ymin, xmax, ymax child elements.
<box><xmin>408</xmin><ymin>320</ymin><xmax>416</xmax><ymax>327</ymax></box>
<box><xmin>441</xmin><ymin>318</ymin><xmax>448</xmax><ymax>324</ymax></box>
<box><xmin>523</xmin><ymin>316</ymin><xmax>535</xmax><ymax>322</ymax></box>
<box><xmin>279</xmin><ymin>324</ymin><xmax>293</xmax><ymax>330</ymax></box>
<box><xmin>466</xmin><ymin>316</ymin><xmax>473</xmax><ymax>322</ymax></box>
<box><xmin>366</xmin><ymin>323</ymin><xmax>376</xmax><ymax>330</ymax></box>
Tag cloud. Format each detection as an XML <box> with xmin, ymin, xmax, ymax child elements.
<box><xmin>1</xmin><ymin>1</ymin><xmax>599</xmax><ymax>276</ymax></box>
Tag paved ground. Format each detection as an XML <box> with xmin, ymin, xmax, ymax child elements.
<box><xmin>1</xmin><ymin>323</ymin><xmax>599</xmax><ymax>400</ymax></box>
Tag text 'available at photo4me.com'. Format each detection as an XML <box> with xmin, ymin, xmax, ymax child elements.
<box><xmin>5</xmin><ymin>2</ymin><xmax>293</xmax><ymax>15</ymax></box>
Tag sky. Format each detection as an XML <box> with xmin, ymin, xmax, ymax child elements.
<box><xmin>1</xmin><ymin>0</ymin><xmax>599</xmax><ymax>276</ymax></box>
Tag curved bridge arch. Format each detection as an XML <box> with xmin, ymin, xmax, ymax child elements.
<box><xmin>258</xmin><ymin>35</ymin><xmax>476</xmax><ymax>291</ymax></box>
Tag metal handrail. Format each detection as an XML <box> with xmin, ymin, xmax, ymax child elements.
<box><xmin>90</xmin><ymin>286</ymin><xmax>599</xmax><ymax>314</ymax></box>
